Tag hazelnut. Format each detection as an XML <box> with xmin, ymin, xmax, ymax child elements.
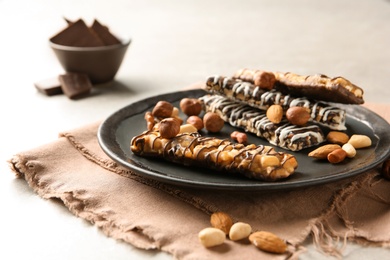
<box><xmin>286</xmin><ymin>106</ymin><xmax>311</xmax><ymax>126</ymax></box>
<box><xmin>152</xmin><ymin>101</ymin><xmax>174</xmax><ymax>118</ymax></box>
<box><xmin>230</xmin><ymin>131</ymin><xmax>247</xmax><ymax>144</ymax></box>
<box><xmin>180</xmin><ymin>98</ymin><xmax>202</xmax><ymax>116</ymax></box>
<box><xmin>253</xmin><ymin>71</ymin><xmax>276</xmax><ymax>90</ymax></box>
<box><xmin>186</xmin><ymin>115</ymin><xmax>204</xmax><ymax>130</ymax></box>
<box><xmin>203</xmin><ymin>112</ymin><xmax>224</xmax><ymax>133</ymax></box>
<box><xmin>266</xmin><ymin>105</ymin><xmax>283</xmax><ymax>124</ymax></box>
<box><xmin>381</xmin><ymin>158</ymin><xmax>390</xmax><ymax>180</ymax></box>
<box><xmin>158</xmin><ymin>118</ymin><xmax>180</xmax><ymax>139</ymax></box>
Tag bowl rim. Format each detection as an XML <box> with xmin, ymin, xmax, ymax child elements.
<box><xmin>49</xmin><ymin>37</ymin><xmax>131</xmax><ymax>51</ymax></box>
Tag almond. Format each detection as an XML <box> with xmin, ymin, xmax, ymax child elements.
<box><xmin>286</xmin><ymin>106</ymin><xmax>311</xmax><ymax>126</ymax></box>
<box><xmin>210</xmin><ymin>212</ymin><xmax>233</xmax><ymax>235</ymax></box>
<box><xmin>348</xmin><ymin>134</ymin><xmax>372</xmax><ymax>149</ymax></box>
<box><xmin>198</xmin><ymin>227</ymin><xmax>226</xmax><ymax>247</ymax></box>
<box><xmin>229</xmin><ymin>222</ymin><xmax>252</xmax><ymax>241</ymax></box>
<box><xmin>249</xmin><ymin>231</ymin><xmax>287</xmax><ymax>254</ymax></box>
<box><xmin>327</xmin><ymin>148</ymin><xmax>347</xmax><ymax>163</ymax></box>
<box><xmin>308</xmin><ymin>144</ymin><xmax>341</xmax><ymax>159</ymax></box>
<box><xmin>266</xmin><ymin>105</ymin><xmax>283</xmax><ymax>124</ymax></box>
<box><xmin>326</xmin><ymin>131</ymin><xmax>349</xmax><ymax>145</ymax></box>
<box><xmin>342</xmin><ymin>143</ymin><xmax>356</xmax><ymax>158</ymax></box>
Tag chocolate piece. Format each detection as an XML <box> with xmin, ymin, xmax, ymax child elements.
<box><xmin>205</xmin><ymin>76</ymin><xmax>347</xmax><ymax>130</ymax></box>
<box><xmin>199</xmin><ymin>94</ymin><xmax>325</xmax><ymax>151</ymax></box>
<box><xmin>91</xmin><ymin>19</ymin><xmax>121</xmax><ymax>46</ymax></box>
<box><xmin>58</xmin><ymin>73</ymin><xmax>92</xmax><ymax>99</ymax></box>
<box><xmin>131</xmin><ymin>131</ymin><xmax>298</xmax><ymax>181</ymax></box>
<box><xmin>274</xmin><ymin>72</ymin><xmax>364</xmax><ymax>104</ymax></box>
<box><xmin>34</xmin><ymin>77</ymin><xmax>63</xmax><ymax>96</ymax></box>
<box><xmin>50</xmin><ymin>19</ymin><xmax>105</xmax><ymax>47</ymax></box>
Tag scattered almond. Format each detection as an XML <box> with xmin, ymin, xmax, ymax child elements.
<box><xmin>210</xmin><ymin>212</ymin><xmax>233</xmax><ymax>235</ymax></box>
<box><xmin>342</xmin><ymin>143</ymin><xmax>357</xmax><ymax>158</ymax></box>
<box><xmin>266</xmin><ymin>105</ymin><xmax>283</xmax><ymax>124</ymax></box>
<box><xmin>348</xmin><ymin>134</ymin><xmax>372</xmax><ymax>149</ymax></box>
<box><xmin>327</xmin><ymin>148</ymin><xmax>347</xmax><ymax>163</ymax></box>
<box><xmin>326</xmin><ymin>131</ymin><xmax>349</xmax><ymax>145</ymax></box>
<box><xmin>198</xmin><ymin>227</ymin><xmax>226</xmax><ymax>247</ymax></box>
<box><xmin>229</xmin><ymin>222</ymin><xmax>252</xmax><ymax>241</ymax></box>
<box><xmin>249</xmin><ymin>231</ymin><xmax>287</xmax><ymax>254</ymax></box>
<box><xmin>308</xmin><ymin>144</ymin><xmax>341</xmax><ymax>159</ymax></box>
<box><xmin>286</xmin><ymin>106</ymin><xmax>311</xmax><ymax>126</ymax></box>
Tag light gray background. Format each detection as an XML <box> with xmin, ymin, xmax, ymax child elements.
<box><xmin>1</xmin><ymin>0</ymin><xmax>389</xmax><ymax>259</ymax></box>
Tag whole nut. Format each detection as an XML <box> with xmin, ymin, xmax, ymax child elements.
<box><xmin>327</xmin><ymin>148</ymin><xmax>347</xmax><ymax>164</ymax></box>
<box><xmin>327</xmin><ymin>131</ymin><xmax>349</xmax><ymax>145</ymax></box>
<box><xmin>286</xmin><ymin>106</ymin><xmax>311</xmax><ymax>126</ymax></box>
<box><xmin>230</xmin><ymin>131</ymin><xmax>248</xmax><ymax>144</ymax></box>
<box><xmin>210</xmin><ymin>212</ymin><xmax>233</xmax><ymax>235</ymax></box>
<box><xmin>348</xmin><ymin>134</ymin><xmax>372</xmax><ymax>149</ymax></box>
<box><xmin>180</xmin><ymin>98</ymin><xmax>202</xmax><ymax>116</ymax></box>
<box><xmin>308</xmin><ymin>144</ymin><xmax>341</xmax><ymax>159</ymax></box>
<box><xmin>198</xmin><ymin>227</ymin><xmax>226</xmax><ymax>248</ymax></box>
<box><xmin>186</xmin><ymin>115</ymin><xmax>204</xmax><ymax>130</ymax></box>
<box><xmin>203</xmin><ymin>112</ymin><xmax>224</xmax><ymax>133</ymax></box>
<box><xmin>266</xmin><ymin>105</ymin><xmax>284</xmax><ymax>124</ymax></box>
<box><xmin>381</xmin><ymin>158</ymin><xmax>390</xmax><ymax>180</ymax></box>
<box><xmin>249</xmin><ymin>231</ymin><xmax>287</xmax><ymax>254</ymax></box>
<box><xmin>158</xmin><ymin>118</ymin><xmax>180</xmax><ymax>139</ymax></box>
<box><xmin>229</xmin><ymin>222</ymin><xmax>252</xmax><ymax>241</ymax></box>
<box><xmin>253</xmin><ymin>71</ymin><xmax>276</xmax><ymax>90</ymax></box>
<box><xmin>342</xmin><ymin>143</ymin><xmax>357</xmax><ymax>158</ymax></box>
<box><xmin>152</xmin><ymin>101</ymin><xmax>174</xmax><ymax>118</ymax></box>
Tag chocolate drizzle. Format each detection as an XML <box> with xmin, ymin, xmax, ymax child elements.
<box><xmin>199</xmin><ymin>94</ymin><xmax>325</xmax><ymax>151</ymax></box>
<box><xmin>131</xmin><ymin>131</ymin><xmax>298</xmax><ymax>181</ymax></box>
<box><xmin>205</xmin><ymin>76</ymin><xmax>346</xmax><ymax>130</ymax></box>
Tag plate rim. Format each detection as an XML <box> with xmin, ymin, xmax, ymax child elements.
<box><xmin>97</xmin><ymin>89</ymin><xmax>390</xmax><ymax>191</ymax></box>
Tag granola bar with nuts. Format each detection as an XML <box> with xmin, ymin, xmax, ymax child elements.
<box><xmin>199</xmin><ymin>94</ymin><xmax>325</xmax><ymax>151</ymax></box>
<box><xmin>205</xmin><ymin>75</ymin><xmax>346</xmax><ymax>130</ymax></box>
<box><xmin>131</xmin><ymin>131</ymin><xmax>298</xmax><ymax>181</ymax></box>
<box><xmin>274</xmin><ymin>71</ymin><xmax>364</xmax><ymax>104</ymax></box>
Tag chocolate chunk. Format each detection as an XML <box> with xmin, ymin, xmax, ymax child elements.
<box><xmin>34</xmin><ymin>77</ymin><xmax>63</xmax><ymax>96</ymax></box>
<box><xmin>91</xmin><ymin>19</ymin><xmax>121</xmax><ymax>46</ymax></box>
<box><xmin>58</xmin><ymin>73</ymin><xmax>92</xmax><ymax>99</ymax></box>
<box><xmin>50</xmin><ymin>19</ymin><xmax>105</xmax><ymax>47</ymax></box>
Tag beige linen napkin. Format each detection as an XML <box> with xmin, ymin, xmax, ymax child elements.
<box><xmin>8</xmin><ymin>103</ymin><xmax>390</xmax><ymax>259</ymax></box>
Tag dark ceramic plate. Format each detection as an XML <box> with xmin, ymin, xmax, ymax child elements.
<box><xmin>97</xmin><ymin>89</ymin><xmax>390</xmax><ymax>191</ymax></box>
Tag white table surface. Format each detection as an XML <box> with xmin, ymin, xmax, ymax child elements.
<box><xmin>1</xmin><ymin>0</ymin><xmax>389</xmax><ymax>259</ymax></box>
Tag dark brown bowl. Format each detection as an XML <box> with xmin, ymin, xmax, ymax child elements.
<box><xmin>49</xmin><ymin>38</ymin><xmax>131</xmax><ymax>84</ymax></box>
